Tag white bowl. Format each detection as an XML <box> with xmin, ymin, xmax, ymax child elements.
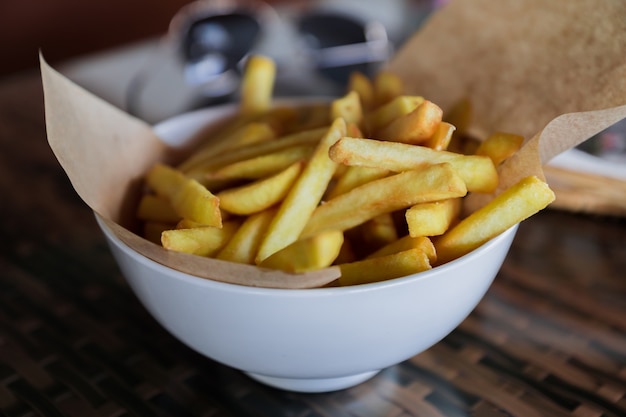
<box><xmin>95</xmin><ymin>105</ymin><xmax>518</xmax><ymax>393</ymax></box>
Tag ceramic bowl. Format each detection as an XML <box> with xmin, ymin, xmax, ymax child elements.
<box><xmin>95</xmin><ymin>104</ymin><xmax>518</xmax><ymax>393</ymax></box>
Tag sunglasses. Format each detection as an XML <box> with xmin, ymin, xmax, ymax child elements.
<box><xmin>126</xmin><ymin>0</ymin><xmax>398</xmax><ymax>119</ymax></box>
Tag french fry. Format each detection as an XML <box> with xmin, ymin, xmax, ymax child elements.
<box><xmin>348</xmin><ymin>71</ymin><xmax>375</xmax><ymax>110</ymax></box>
<box><xmin>338</xmin><ymin>248</ymin><xmax>432</xmax><ymax>286</ymax></box>
<box><xmin>184</xmin><ymin>126</ymin><xmax>327</xmax><ymax>181</ymax></box>
<box><xmin>406</xmin><ymin>198</ymin><xmax>462</xmax><ymax>237</ymax></box>
<box><xmin>161</xmin><ymin>221</ymin><xmax>239</xmax><ymax>257</ymax></box>
<box><xmin>424</xmin><ymin>121</ymin><xmax>456</xmax><ymax>151</ymax></box>
<box><xmin>325</xmin><ymin>165</ymin><xmax>390</xmax><ymax>199</ymax></box>
<box><xmin>259</xmin><ymin>230</ymin><xmax>344</xmax><ymax>273</ymax></box>
<box><xmin>171</xmin><ymin>179</ymin><xmax>222</xmax><ymax>227</ymax></box>
<box><xmin>218</xmin><ymin>122</ymin><xmax>276</xmax><ymax>149</ymax></box>
<box><xmin>255</xmin><ymin>118</ymin><xmax>347</xmax><ymax>263</ymax></box>
<box><xmin>373</xmin><ymin>70</ymin><xmax>403</xmax><ymax>106</ymax></box>
<box><xmin>136</xmin><ymin>194</ymin><xmax>180</xmax><ymax>223</ymax></box>
<box><xmin>356</xmin><ymin>213</ymin><xmax>399</xmax><ymax>253</ymax></box>
<box><xmin>474</xmin><ymin>131</ymin><xmax>524</xmax><ymax>166</ymax></box>
<box><xmin>206</xmin><ymin>144</ymin><xmax>313</xmax><ymax>181</ymax></box>
<box><xmin>240</xmin><ymin>55</ymin><xmax>276</xmax><ymax>117</ymax></box>
<box><xmin>331</xmin><ymin>91</ymin><xmax>363</xmax><ymax>126</ymax></box>
<box><xmin>217</xmin><ymin>161</ymin><xmax>304</xmax><ymax>215</ymax></box>
<box><xmin>301</xmin><ymin>163</ymin><xmax>467</xmax><ymax>238</ymax></box>
<box><xmin>216</xmin><ymin>209</ymin><xmax>275</xmax><ymax>264</ymax></box>
<box><xmin>176</xmin><ymin>218</ymin><xmax>208</xmax><ymax>229</ymax></box>
<box><xmin>435</xmin><ymin>176</ymin><xmax>555</xmax><ymax>263</ymax></box>
<box><xmin>375</xmin><ymin>100</ymin><xmax>443</xmax><ymax>145</ymax></box>
<box><xmin>178</xmin><ymin>122</ymin><xmax>277</xmax><ymax>172</ymax></box>
<box><xmin>366</xmin><ymin>95</ymin><xmax>424</xmax><ymax>133</ymax></box>
<box><xmin>146</xmin><ymin>163</ymin><xmax>222</xmax><ymax>227</ymax></box>
<box><xmin>346</xmin><ymin>121</ymin><xmax>363</xmax><ymax>138</ymax></box>
<box><xmin>329</xmin><ymin>137</ymin><xmax>498</xmax><ymax>193</ymax></box>
<box><xmin>367</xmin><ymin>235</ymin><xmax>436</xmax><ymax>263</ymax></box>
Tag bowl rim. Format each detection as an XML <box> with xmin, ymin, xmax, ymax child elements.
<box><xmin>95</xmin><ymin>212</ymin><xmax>518</xmax><ymax>297</ymax></box>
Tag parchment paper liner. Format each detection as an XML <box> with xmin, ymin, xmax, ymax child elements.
<box><xmin>42</xmin><ymin>0</ymin><xmax>626</xmax><ymax>289</ymax></box>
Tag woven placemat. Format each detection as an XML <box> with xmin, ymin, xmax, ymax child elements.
<box><xmin>2</xmin><ymin>208</ymin><xmax>625</xmax><ymax>417</ymax></box>
<box><xmin>1</xmin><ymin>74</ymin><xmax>626</xmax><ymax>417</ymax></box>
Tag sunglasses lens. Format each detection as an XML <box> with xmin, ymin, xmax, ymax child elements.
<box><xmin>299</xmin><ymin>14</ymin><xmax>368</xmax><ymax>49</ymax></box>
<box><xmin>298</xmin><ymin>13</ymin><xmax>390</xmax><ymax>85</ymax></box>
<box><xmin>183</xmin><ymin>13</ymin><xmax>261</xmax><ymax>79</ymax></box>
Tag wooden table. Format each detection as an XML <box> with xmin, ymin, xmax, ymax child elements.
<box><xmin>1</xmin><ymin>69</ymin><xmax>625</xmax><ymax>417</ymax></box>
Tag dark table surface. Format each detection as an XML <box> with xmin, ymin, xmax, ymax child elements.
<box><xmin>1</xmin><ymin>69</ymin><xmax>626</xmax><ymax>417</ymax></box>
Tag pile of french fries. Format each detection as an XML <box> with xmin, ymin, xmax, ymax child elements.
<box><xmin>136</xmin><ymin>55</ymin><xmax>555</xmax><ymax>286</ymax></box>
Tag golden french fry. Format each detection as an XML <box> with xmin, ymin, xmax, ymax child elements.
<box><xmin>348</xmin><ymin>71</ymin><xmax>375</xmax><ymax>110</ymax></box>
<box><xmin>240</xmin><ymin>55</ymin><xmax>276</xmax><ymax>117</ymax></box>
<box><xmin>259</xmin><ymin>230</ymin><xmax>344</xmax><ymax>273</ymax></box>
<box><xmin>184</xmin><ymin>126</ymin><xmax>327</xmax><ymax>181</ymax></box>
<box><xmin>206</xmin><ymin>144</ymin><xmax>312</xmax><ymax>181</ymax></box>
<box><xmin>216</xmin><ymin>209</ymin><xmax>275</xmax><ymax>264</ymax></box>
<box><xmin>475</xmin><ymin>131</ymin><xmax>524</xmax><ymax>166</ymax></box>
<box><xmin>329</xmin><ymin>137</ymin><xmax>498</xmax><ymax>193</ymax></box>
<box><xmin>146</xmin><ymin>162</ymin><xmax>184</xmax><ymax>196</ymax></box>
<box><xmin>356</xmin><ymin>213</ymin><xmax>399</xmax><ymax>252</ymax></box>
<box><xmin>175</xmin><ymin>211</ymin><xmax>234</xmax><ymax>229</ymax></box>
<box><xmin>175</xmin><ymin>218</ymin><xmax>208</xmax><ymax>229</ymax></box>
<box><xmin>424</xmin><ymin>121</ymin><xmax>456</xmax><ymax>151</ymax></box>
<box><xmin>136</xmin><ymin>194</ymin><xmax>180</xmax><ymax>223</ymax></box>
<box><xmin>373</xmin><ymin>70</ymin><xmax>403</xmax><ymax>106</ymax></box>
<box><xmin>326</xmin><ymin>165</ymin><xmax>390</xmax><ymax>199</ymax></box>
<box><xmin>301</xmin><ymin>163</ymin><xmax>467</xmax><ymax>238</ymax></box>
<box><xmin>178</xmin><ymin>122</ymin><xmax>276</xmax><ymax>172</ymax></box>
<box><xmin>366</xmin><ymin>95</ymin><xmax>424</xmax><ymax>133</ymax></box>
<box><xmin>220</xmin><ymin>122</ymin><xmax>276</xmax><ymax>149</ymax></box>
<box><xmin>367</xmin><ymin>235</ymin><xmax>436</xmax><ymax>263</ymax></box>
<box><xmin>256</xmin><ymin>118</ymin><xmax>347</xmax><ymax>263</ymax></box>
<box><xmin>406</xmin><ymin>198</ymin><xmax>462</xmax><ymax>237</ymax></box>
<box><xmin>161</xmin><ymin>221</ymin><xmax>239</xmax><ymax>257</ymax></box>
<box><xmin>338</xmin><ymin>248</ymin><xmax>431</xmax><ymax>286</ymax></box>
<box><xmin>331</xmin><ymin>91</ymin><xmax>363</xmax><ymax>126</ymax></box>
<box><xmin>171</xmin><ymin>178</ymin><xmax>222</xmax><ymax>227</ymax></box>
<box><xmin>146</xmin><ymin>163</ymin><xmax>222</xmax><ymax>227</ymax></box>
<box><xmin>435</xmin><ymin>176</ymin><xmax>555</xmax><ymax>263</ymax></box>
<box><xmin>376</xmin><ymin>100</ymin><xmax>443</xmax><ymax>144</ymax></box>
<box><xmin>346</xmin><ymin>121</ymin><xmax>363</xmax><ymax>138</ymax></box>
<box><xmin>217</xmin><ymin>161</ymin><xmax>304</xmax><ymax>215</ymax></box>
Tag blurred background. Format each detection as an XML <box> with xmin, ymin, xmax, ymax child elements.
<box><xmin>0</xmin><ymin>0</ymin><xmax>436</xmax><ymax>77</ymax></box>
<box><xmin>0</xmin><ymin>0</ymin><xmax>197</xmax><ymax>77</ymax></box>
<box><xmin>1</xmin><ymin>0</ymin><xmax>440</xmax><ymax>122</ymax></box>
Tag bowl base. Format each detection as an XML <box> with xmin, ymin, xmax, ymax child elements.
<box><xmin>245</xmin><ymin>370</ymin><xmax>380</xmax><ymax>393</ymax></box>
